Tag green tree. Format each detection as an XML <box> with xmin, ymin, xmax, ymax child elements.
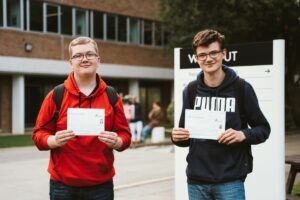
<box><xmin>159</xmin><ymin>0</ymin><xmax>299</xmax><ymax>76</ymax></box>
<box><xmin>159</xmin><ymin>0</ymin><xmax>300</xmax><ymax>128</ymax></box>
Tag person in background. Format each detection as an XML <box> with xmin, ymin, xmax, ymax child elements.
<box><xmin>171</xmin><ymin>29</ymin><xmax>270</xmax><ymax>200</ymax></box>
<box><xmin>32</xmin><ymin>36</ymin><xmax>131</xmax><ymax>200</ymax></box>
<box><xmin>141</xmin><ymin>101</ymin><xmax>164</xmax><ymax>142</ymax></box>
<box><xmin>129</xmin><ymin>95</ymin><xmax>143</xmax><ymax>143</ymax></box>
<box><xmin>123</xmin><ymin>94</ymin><xmax>133</xmax><ymax>123</ymax></box>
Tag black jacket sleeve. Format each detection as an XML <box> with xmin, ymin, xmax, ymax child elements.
<box><xmin>242</xmin><ymin>82</ymin><xmax>271</xmax><ymax>144</ymax></box>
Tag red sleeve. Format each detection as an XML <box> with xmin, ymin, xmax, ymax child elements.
<box><xmin>32</xmin><ymin>91</ymin><xmax>56</xmax><ymax>150</ymax></box>
<box><xmin>113</xmin><ymin>96</ymin><xmax>132</xmax><ymax>151</ymax></box>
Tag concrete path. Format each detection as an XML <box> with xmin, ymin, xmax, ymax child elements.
<box><xmin>0</xmin><ymin>145</ymin><xmax>174</xmax><ymax>200</ymax></box>
<box><xmin>0</xmin><ymin>133</ymin><xmax>299</xmax><ymax>200</ymax></box>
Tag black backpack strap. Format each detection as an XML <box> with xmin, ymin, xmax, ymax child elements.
<box><xmin>53</xmin><ymin>83</ymin><xmax>65</xmax><ymax>120</ymax></box>
<box><xmin>106</xmin><ymin>85</ymin><xmax>118</xmax><ymax>131</ymax></box>
<box><xmin>106</xmin><ymin>85</ymin><xmax>118</xmax><ymax>108</ymax></box>
<box><xmin>234</xmin><ymin>77</ymin><xmax>247</xmax><ymax>128</ymax></box>
<box><xmin>187</xmin><ymin>80</ymin><xmax>197</xmax><ymax>109</ymax></box>
<box><xmin>40</xmin><ymin>83</ymin><xmax>65</xmax><ymax>128</ymax></box>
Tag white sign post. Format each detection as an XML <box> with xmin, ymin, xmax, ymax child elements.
<box><xmin>174</xmin><ymin>40</ymin><xmax>285</xmax><ymax>200</ymax></box>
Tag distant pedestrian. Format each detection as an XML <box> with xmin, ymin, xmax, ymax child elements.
<box><xmin>123</xmin><ymin>94</ymin><xmax>133</xmax><ymax>123</ymax></box>
<box><xmin>141</xmin><ymin>101</ymin><xmax>164</xmax><ymax>142</ymax></box>
<box><xmin>129</xmin><ymin>95</ymin><xmax>143</xmax><ymax>143</ymax></box>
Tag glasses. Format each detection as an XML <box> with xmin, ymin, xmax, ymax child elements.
<box><xmin>71</xmin><ymin>53</ymin><xmax>98</xmax><ymax>61</ymax></box>
<box><xmin>195</xmin><ymin>50</ymin><xmax>222</xmax><ymax>61</ymax></box>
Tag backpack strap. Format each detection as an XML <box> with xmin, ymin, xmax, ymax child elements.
<box><xmin>53</xmin><ymin>83</ymin><xmax>65</xmax><ymax>121</ymax></box>
<box><xmin>187</xmin><ymin>80</ymin><xmax>197</xmax><ymax>109</ymax></box>
<box><xmin>106</xmin><ymin>85</ymin><xmax>118</xmax><ymax>107</ymax></box>
<box><xmin>40</xmin><ymin>83</ymin><xmax>65</xmax><ymax>128</ymax></box>
<box><xmin>234</xmin><ymin>77</ymin><xmax>247</xmax><ymax>128</ymax></box>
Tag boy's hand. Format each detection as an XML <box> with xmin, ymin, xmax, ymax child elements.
<box><xmin>172</xmin><ymin>128</ymin><xmax>190</xmax><ymax>142</ymax></box>
<box><xmin>98</xmin><ymin>131</ymin><xmax>122</xmax><ymax>149</ymax></box>
<box><xmin>218</xmin><ymin>128</ymin><xmax>246</xmax><ymax>145</ymax></box>
<box><xmin>48</xmin><ymin>130</ymin><xmax>75</xmax><ymax>148</ymax></box>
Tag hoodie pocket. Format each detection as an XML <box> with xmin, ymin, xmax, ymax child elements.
<box><xmin>54</xmin><ymin>148</ymin><xmax>114</xmax><ymax>184</ymax></box>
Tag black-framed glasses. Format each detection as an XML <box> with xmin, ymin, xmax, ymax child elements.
<box><xmin>195</xmin><ymin>50</ymin><xmax>222</xmax><ymax>61</ymax></box>
<box><xmin>71</xmin><ymin>53</ymin><xmax>98</xmax><ymax>61</ymax></box>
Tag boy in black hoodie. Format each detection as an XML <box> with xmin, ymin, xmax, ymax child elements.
<box><xmin>171</xmin><ymin>29</ymin><xmax>270</xmax><ymax>200</ymax></box>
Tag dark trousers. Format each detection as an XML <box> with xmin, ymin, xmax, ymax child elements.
<box><xmin>50</xmin><ymin>180</ymin><xmax>114</xmax><ymax>200</ymax></box>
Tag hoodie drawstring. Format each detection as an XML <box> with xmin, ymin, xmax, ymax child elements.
<box><xmin>78</xmin><ymin>93</ymin><xmax>82</xmax><ymax>108</ymax></box>
<box><xmin>89</xmin><ymin>96</ymin><xmax>93</xmax><ymax>108</ymax></box>
<box><xmin>78</xmin><ymin>92</ymin><xmax>93</xmax><ymax>108</ymax></box>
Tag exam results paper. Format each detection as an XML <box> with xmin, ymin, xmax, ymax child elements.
<box><xmin>185</xmin><ymin>109</ymin><xmax>225</xmax><ymax>140</ymax></box>
<box><xmin>67</xmin><ymin>108</ymin><xmax>105</xmax><ymax>135</ymax></box>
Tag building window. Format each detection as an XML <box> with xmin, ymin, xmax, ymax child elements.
<box><xmin>93</xmin><ymin>11</ymin><xmax>103</xmax><ymax>39</ymax></box>
<box><xmin>0</xmin><ymin>0</ymin><xmax>3</xmax><ymax>27</ymax></box>
<box><xmin>107</xmin><ymin>14</ymin><xmax>116</xmax><ymax>40</ymax></box>
<box><xmin>129</xmin><ymin>18</ymin><xmax>140</xmax><ymax>44</ymax></box>
<box><xmin>118</xmin><ymin>15</ymin><xmax>127</xmax><ymax>42</ymax></box>
<box><xmin>75</xmin><ymin>8</ymin><xmax>87</xmax><ymax>36</ymax></box>
<box><xmin>23</xmin><ymin>0</ymin><xmax>27</xmax><ymax>30</ymax></box>
<box><xmin>154</xmin><ymin>22</ymin><xmax>163</xmax><ymax>46</ymax></box>
<box><xmin>29</xmin><ymin>0</ymin><xmax>43</xmax><ymax>31</ymax></box>
<box><xmin>61</xmin><ymin>5</ymin><xmax>72</xmax><ymax>35</ymax></box>
<box><xmin>46</xmin><ymin>4</ymin><xmax>58</xmax><ymax>33</ymax></box>
<box><xmin>7</xmin><ymin>0</ymin><xmax>21</xmax><ymax>28</ymax></box>
<box><xmin>143</xmin><ymin>20</ymin><xmax>153</xmax><ymax>45</ymax></box>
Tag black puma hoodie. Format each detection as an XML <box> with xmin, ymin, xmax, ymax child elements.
<box><xmin>173</xmin><ymin>65</ymin><xmax>270</xmax><ymax>184</ymax></box>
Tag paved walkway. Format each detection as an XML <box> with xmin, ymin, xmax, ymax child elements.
<box><xmin>285</xmin><ymin>133</ymin><xmax>300</xmax><ymax>185</ymax></box>
<box><xmin>0</xmin><ymin>134</ymin><xmax>299</xmax><ymax>199</ymax></box>
<box><xmin>0</xmin><ymin>144</ymin><xmax>174</xmax><ymax>200</ymax></box>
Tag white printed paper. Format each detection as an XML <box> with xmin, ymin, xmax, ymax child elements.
<box><xmin>185</xmin><ymin>109</ymin><xmax>225</xmax><ymax>140</ymax></box>
<box><xmin>67</xmin><ymin>108</ymin><xmax>105</xmax><ymax>135</ymax></box>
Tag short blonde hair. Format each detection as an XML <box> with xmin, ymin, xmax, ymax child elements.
<box><xmin>69</xmin><ymin>37</ymin><xmax>99</xmax><ymax>58</ymax></box>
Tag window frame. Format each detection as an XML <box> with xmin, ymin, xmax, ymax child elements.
<box><xmin>60</xmin><ymin>4</ymin><xmax>72</xmax><ymax>36</ymax></box>
<box><xmin>106</xmin><ymin>13</ymin><xmax>117</xmax><ymax>41</ymax></box>
<box><xmin>129</xmin><ymin>17</ymin><xmax>141</xmax><ymax>45</ymax></box>
<box><xmin>73</xmin><ymin>8</ymin><xmax>88</xmax><ymax>36</ymax></box>
<box><xmin>117</xmin><ymin>14</ymin><xmax>127</xmax><ymax>43</ymax></box>
<box><xmin>44</xmin><ymin>3</ymin><xmax>60</xmax><ymax>34</ymax></box>
<box><xmin>4</xmin><ymin>0</ymin><xmax>24</xmax><ymax>30</ymax></box>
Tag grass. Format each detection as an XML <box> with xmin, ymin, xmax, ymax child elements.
<box><xmin>293</xmin><ymin>182</ymin><xmax>300</xmax><ymax>195</ymax></box>
<box><xmin>0</xmin><ymin>134</ymin><xmax>34</xmax><ymax>148</ymax></box>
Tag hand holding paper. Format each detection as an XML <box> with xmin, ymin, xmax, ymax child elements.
<box><xmin>218</xmin><ymin>128</ymin><xmax>246</xmax><ymax>144</ymax></box>
<box><xmin>98</xmin><ymin>131</ymin><xmax>122</xmax><ymax>149</ymax></box>
<box><xmin>172</xmin><ymin>127</ymin><xmax>190</xmax><ymax>142</ymax></box>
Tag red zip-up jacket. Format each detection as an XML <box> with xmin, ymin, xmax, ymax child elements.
<box><xmin>32</xmin><ymin>72</ymin><xmax>131</xmax><ymax>187</ymax></box>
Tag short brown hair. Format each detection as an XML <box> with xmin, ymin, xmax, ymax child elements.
<box><xmin>192</xmin><ymin>29</ymin><xmax>225</xmax><ymax>53</ymax></box>
<box><xmin>69</xmin><ymin>37</ymin><xmax>99</xmax><ymax>58</ymax></box>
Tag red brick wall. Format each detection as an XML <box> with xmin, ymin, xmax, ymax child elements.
<box><xmin>0</xmin><ymin>30</ymin><xmax>172</xmax><ymax>68</ymax></box>
<box><xmin>46</xmin><ymin>0</ymin><xmax>160</xmax><ymax>20</ymax></box>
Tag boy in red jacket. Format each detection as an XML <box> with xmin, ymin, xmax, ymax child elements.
<box><xmin>32</xmin><ymin>37</ymin><xmax>131</xmax><ymax>200</ymax></box>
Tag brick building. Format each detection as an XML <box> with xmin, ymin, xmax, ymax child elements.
<box><xmin>0</xmin><ymin>0</ymin><xmax>173</xmax><ymax>134</ymax></box>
